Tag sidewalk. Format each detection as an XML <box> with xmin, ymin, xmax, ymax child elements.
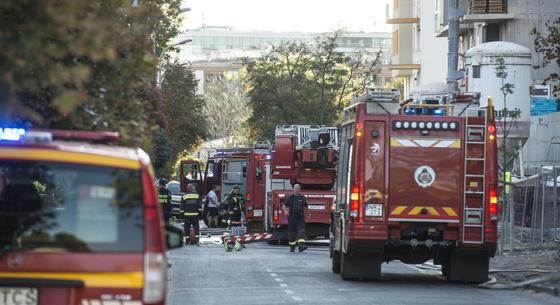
<box><xmin>488</xmin><ymin>244</ymin><xmax>560</xmax><ymax>296</ymax></box>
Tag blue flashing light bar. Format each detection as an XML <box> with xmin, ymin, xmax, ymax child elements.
<box><xmin>0</xmin><ymin>128</ymin><xmax>26</xmax><ymax>141</ymax></box>
<box><xmin>433</xmin><ymin>108</ymin><xmax>444</xmax><ymax>115</ymax></box>
<box><xmin>404</xmin><ymin>108</ymin><xmax>416</xmax><ymax>115</ymax></box>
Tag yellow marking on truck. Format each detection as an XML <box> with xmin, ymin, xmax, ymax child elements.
<box><xmin>0</xmin><ymin>272</ymin><xmax>143</xmax><ymax>288</ymax></box>
<box><xmin>390</xmin><ymin>206</ymin><xmax>407</xmax><ymax>215</ymax></box>
<box><xmin>408</xmin><ymin>207</ymin><xmax>422</xmax><ymax>215</ymax></box>
<box><xmin>443</xmin><ymin>207</ymin><xmax>458</xmax><ymax>217</ymax></box>
<box><xmin>0</xmin><ymin>148</ymin><xmax>140</xmax><ymax>170</ymax></box>
<box><xmin>426</xmin><ymin>207</ymin><xmax>440</xmax><ymax>216</ymax></box>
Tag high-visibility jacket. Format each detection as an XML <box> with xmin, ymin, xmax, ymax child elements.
<box><xmin>158</xmin><ymin>188</ymin><xmax>171</xmax><ymax>210</ymax></box>
<box><xmin>181</xmin><ymin>192</ymin><xmax>201</xmax><ymax>216</ymax></box>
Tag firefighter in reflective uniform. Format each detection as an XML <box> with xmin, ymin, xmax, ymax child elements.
<box><xmin>283</xmin><ymin>184</ymin><xmax>310</xmax><ymax>252</ymax></box>
<box><xmin>182</xmin><ymin>183</ymin><xmax>201</xmax><ymax>244</ymax></box>
<box><xmin>158</xmin><ymin>179</ymin><xmax>171</xmax><ymax>224</ymax></box>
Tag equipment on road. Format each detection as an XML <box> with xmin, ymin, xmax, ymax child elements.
<box><xmin>221</xmin><ymin>232</ymin><xmax>275</xmax><ymax>251</ymax></box>
<box><xmin>331</xmin><ymin>89</ymin><xmax>498</xmax><ymax>283</ymax></box>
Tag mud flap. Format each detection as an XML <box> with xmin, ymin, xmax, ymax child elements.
<box><xmin>340</xmin><ymin>251</ymin><xmax>381</xmax><ymax>281</ymax></box>
<box><xmin>445</xmin><ymin>250</ymin><xmax>489</xmax><ymax>283</ymax></box>
<box><xmin>332</xmin><ymin>250</ymin><xmax>341</xmax><ymax>274</ymax></box>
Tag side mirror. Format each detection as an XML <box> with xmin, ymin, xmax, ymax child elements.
<box><xmin>165</xmin><ymin>224</ymin><xmax>184</xmax><ymax>250</ymax></box>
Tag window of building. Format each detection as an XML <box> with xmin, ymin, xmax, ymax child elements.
<box><xmin>485</xmin><ymin>23</ymin><xmax>500</xmax><ymax>42</ymax></box>
<box><xmin>472</xmin><ymin>65</ymin><xmax>480</xmax><ymax>79</ymax></box>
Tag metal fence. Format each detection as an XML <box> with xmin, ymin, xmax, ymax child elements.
<box><xmin>504</xmin><ymin>166</ymin><xmax>560</xmax><ymax>249</ymax></box>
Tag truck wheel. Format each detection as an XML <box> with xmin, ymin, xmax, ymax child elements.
<box><xmin>340</xmin><ymin>251</ymin><xmax>381</xmax><ymax>281</ymax></box>
<box><xmin>331</xmin><ymin>250</ymin><xmax>341</xmax><ymax>274</ymax></box>
<box><xmin>445</xmin><ymin>251</ymin><xmax>489</xmax><ymax>283</ymax></box>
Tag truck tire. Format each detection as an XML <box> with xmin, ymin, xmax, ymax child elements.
<box><xmin>332</xmin><ymin>250</ymin><xmax>341</xmax><ymax>274</ymax></box>
<box><xmin>445</xmin><ymin>251</ymin><xmax>489</xmax><ymax>283</ymax></box>
<box><xmin>340</xmin><ymin>251</ymin><xmax>381</xmax><ymax>281</ymax></box>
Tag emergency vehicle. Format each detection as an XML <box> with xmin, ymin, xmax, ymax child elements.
<box><xmin>330</xmin><ymin>89</ymin><xmax>498</xmax><ymax>283</ymax></box>
<box><xmin>0</xmin><ymin>128</ymin><xmax>183</xmax><ymax>305</ymax></box>
<box><xmin>179</xmin><ymin>145</ymin><xmax>270</xmax><ymax>232</ymax></box>
<box><xmin>265</xmin><ymin>125</ymin><xmax>338</xmax><ymax>240</ymax></box>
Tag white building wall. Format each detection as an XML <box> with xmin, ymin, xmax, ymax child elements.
<box><xmin>412</xmin><ymin>0</ymin><xmax>448</xmax><ymax>89</ymax></box>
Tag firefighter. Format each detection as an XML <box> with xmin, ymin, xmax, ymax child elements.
<box><xmin>182</xmin><ymin>183</ymin><xmax>202</xmax><ymax>244</ymax></box>
<box><xmin>226</xmin><ymin>186</ymin><xmax>245</xmax><ymax>236</ymax></box>
<box><xmin>157</xmin><ymin>178</ymin><xmax>171</xmax><ymax>224</ymax></box>
<box><xmin>283</xmin><ymin>184</ymin><xmax>310</xmax><ymax>252</ymax></box>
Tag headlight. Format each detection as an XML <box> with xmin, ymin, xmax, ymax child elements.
<box><xmin>394</xmin><ymin>121</ymin><xmax>402</xmax><ymax>129</ymax></box>
<box><xmin>442</xmin><ymin>122</ymin><xmax>449</xmax><ymax>130</ymax></box>
<box><xmin>418</xmin><ymin>121</ymin><xmax>426</xmax><ymax>129</ymax></box>
<box><xmin>426</xmin><ymin>122</ymin><xmax>433</xmax><ymax>129</ymax></box>
<box><xmin>411</xmin><ymin>121</ymin><xmax>418</xmax><ymax>129</ymax></box>
<box><xmin>403</xmin><ymin>121</ymin><xmax>410</xmax><ymax>129</ymax></box>
<box><xmin>449</xmin><ymin>122</ymin><xmax>457</xmax><ymax>130</ymax></box>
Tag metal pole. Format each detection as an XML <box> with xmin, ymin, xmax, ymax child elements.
<box><xmin>540</xmin><ymin>169</ymin><xmax>546</xmax><ymax>243</ymax></box>
<box><xmin>554</xmin><ymin>166</ymin><xmax>559</xmax><ymax>241</ymax></box>
<box><xmin>521</xmin><ymin>180</ymin><xmax>529</xmax><ymax>242</ymax></box>
<box><xmin>531</xmin><ymin>174</ymin><xmax>538</xmax><ymax>244</ymax></box>
<box><xmin>509</xmin><ymin>183</ymin><xmax>514</xmax><ymax>252</ymax></box>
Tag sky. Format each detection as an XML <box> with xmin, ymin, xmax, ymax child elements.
<box><xmin>181</xmin><ymin>0</ymin><xmax>392</xmax><ymax>33</ymax></box>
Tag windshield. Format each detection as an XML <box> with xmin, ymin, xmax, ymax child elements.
<box><xmin>0</xmin><ymin>161</ymin><xmax>144</xmax><ymax>253</ymax></box>
<box><xmin>167</xmin><ymin>182</ymin><xmax>181</xmax><ymax>194</ymax></box>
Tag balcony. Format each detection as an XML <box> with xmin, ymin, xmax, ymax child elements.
<box><xmin>386</xmin><ymin>17</ymin><xmax>420</xmax><ymax>25</ymax></box>
<box><xmin>463</xmin><ymin>0</ymin><xmax>514</xmax><ymax>23</ymax></box>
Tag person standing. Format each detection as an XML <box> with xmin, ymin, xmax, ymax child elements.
<box><xmin>226</xmin><ymin>186</ymin><xmax>245</xmax><ymax>236</ymax></box>
<box><xmin>182</xmin><ymin>183</ymin><xmax>202</xmax><ymax>244</ymax></box>
<box><xmin>157</xmin><ymin>179</ymin><xmax>171</xmax><ymax>224</ymax></box>
<box><xmin>206</xmin><ymin>184</ymin><xmax>220</xmax><ymax>228</ymax></box>
<box><xmin>283</xmin><ymin>184</ymin><xmax>310</xmax><ymax>252</ymax></box>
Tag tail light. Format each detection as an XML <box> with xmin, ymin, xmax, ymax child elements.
<box><xmin>488</xmin><ymin>125</ymin><xmax>496</xmax><ymax>141</ymax></box>
<box><xmin>350</xmin><ymin>185</ymin><xmax>359</xmax><ymax>218</ymax></box>
<box><xmin>355</xmin><ymin>122</ymin><xmax>363</xmax><ymax>137</ymax></box>
<box><xmin>141</xmin><ymin>167</ymin><xmax>166</xmax><ymax>304</ymax></box>
<box><xmin>246</xmin><ymin>193</ymin><xmax>252</xmax><ymax>201</ymax></box>
<box><xmin>273</xmin><ymin>210</ymin><xmax>279</xmax><ymax>221</ymax></box>
<box><xmin>488</xmin><ymin>186</ymin><xmax>498</xmax><ymax>220</ymax></box>
<box><xmin>143</xmin><ymin>253</ymin><xmax>165</xmax><ymax>304</ymax></box>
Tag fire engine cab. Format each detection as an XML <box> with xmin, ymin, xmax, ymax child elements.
<box><xmin>266</xmin><ymin>125</ymin><xmax>338</xmax><ymax>240</ymax></box>
<box><xmin>330</xmin><ymin>89</ymin><xmax>498</xmax><ymax>283</ymax></box>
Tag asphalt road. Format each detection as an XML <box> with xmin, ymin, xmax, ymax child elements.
<box><xmin>166</xmin><ymin>237</ymin><xmax>560</xmax><ymax>305</ymax></box>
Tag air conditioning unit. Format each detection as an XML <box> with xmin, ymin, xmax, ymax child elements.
<box><xmin>530</xmin><ymin>84</ymin><xmax>551</xmax><ymax>99</ymax></box>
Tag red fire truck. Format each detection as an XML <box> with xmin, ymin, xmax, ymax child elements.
<box><xmin>330</xmin><ymin>89</ymin><xmax>498</xmax><ymax>283</ymax></box>
<box><xmin>179</xmin><ymin>145</ymin><xmax>269</xmax><ymax>232</ymax></box>
<box><xmin>265</xmin><ymin>125</ymin><xmax>338</xmax><ymax>240</ymax></box>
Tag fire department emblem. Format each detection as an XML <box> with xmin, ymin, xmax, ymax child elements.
<box><xmin>414</xmin><ymin>166</ymin><xmax>436</xmax><ymax>188</ymax></box>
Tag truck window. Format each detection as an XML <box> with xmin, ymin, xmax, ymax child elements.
<box><xmin>223</xmin><ymin>160</ymin><xmax>244</xmax><ymax>183</ymax></box>
<box><xmin>0</xmin><ymin>161</ymin><xmax>144</xmax><ymax>253</ymax></box>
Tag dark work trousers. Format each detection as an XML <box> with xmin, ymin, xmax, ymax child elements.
<box><xmin>287</xmin><ymin>214</ymin><xmax>306</xmax><ymax>247</ymax></box>
<box><xmin>184</xmin><ymin>215</ymin><xmax>200</xmax><ymax>237</ymax></box>
<box><xmin>162</xmin><ymin>208</ymin><xmax>170</xmax><ymax>224</ymax></box>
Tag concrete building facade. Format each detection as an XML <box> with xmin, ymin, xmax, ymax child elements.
<box><xmin>173</xmin><ymin>27</ymin><xmax>393</xmax><ymax>93</ymax></box>
<box><xmin>387</xmin><ymin>0</ymin><xmax>448</xmax><ymax>97</ymax></box>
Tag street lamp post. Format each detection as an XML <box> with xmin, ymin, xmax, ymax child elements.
<box><xmin>157</xmin><ymin>38</ymin><xmax>192</xmax><ymax>88</ymax></box>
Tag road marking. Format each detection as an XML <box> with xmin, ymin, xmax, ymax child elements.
<box><xmin>285</xmin><ymin>289</ymin><xmax>294</xmax><ymax>295</ymax></box>
<box><xmin>274</xmin><ymin>278</ymin><xmax>283</xmax><ymax>282</ymax></box>
<box><xmin>280</xmin><ymin>283</ymin><xmax>287</xmax><ymax>287</ymax></box>
<box><xmin>291</xmin><ymin>296</ymin><xmax>303</xmax><ymax>302</ymax></box>
<box><xmin>270</xmin><ymin>273</ymin><xmax>277</xmax><ymax>277</ymax></box>
<box><xmin>266</xmin><ymin>269</ymin><xmax>272</xmax><ymax>272</ymax></box>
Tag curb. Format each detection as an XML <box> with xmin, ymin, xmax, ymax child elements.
<box><xmin>527</xmin><ymin>284</ymin><xmax>560</xmax><ymax>297</ymax></box>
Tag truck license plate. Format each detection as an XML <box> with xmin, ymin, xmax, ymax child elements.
<box><xmin>253</xmin><ymin>209</ymin><xmax>263</xmax><ymax>217</ymax></box>
<box><xmin>365</xmin><ymin>204</ymin><xmax>383</xmax><ymax>217</ymax></box>
<box><xmin>308</xmin><ymin>205</ymin><xmax>325</xmax><ymax>210</ymax></box>
<box><xmin>0</xmin><ymin>287</ymin><xmax>38</xmax><ymax>305</ymax></box>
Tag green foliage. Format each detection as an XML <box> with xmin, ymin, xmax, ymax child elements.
<box><xmin>158</xmin><ymin>60</ymin><xmax>207</xmax><ymax>176</ymax></box>
<box><xmin>532</xmin><ymin>17</ymin><xmax>560</xmax><ymax>96</ymax></box>
<box><xmin>244</xmin><ymin>32</ymin><xmax>381</xmax><ymax>140</ymax></box>
<box><xmin>0</xmin><ymin>0</ymin><xmax>182</xmax><ymax>149</ymax></box>
<box><xmin>203</xmin><ymin>76</ymin><xmax>252</xmax><ymax>147</ymax></box>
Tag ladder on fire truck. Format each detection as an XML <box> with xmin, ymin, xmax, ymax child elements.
<box><xmin>462</xmin><ymin>107</ymin><xmax>488</xmax><ymax>244</ymax></box>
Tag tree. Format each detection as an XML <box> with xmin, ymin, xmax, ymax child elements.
<box><xmin>0</xmin><ymin>0</ymin><xmax>182</xmax><ymax>149</ymax></box>
<box><xmin>244</xmin><ymin>32</ymin><xmax>381</xmax><ymax>140</ymax></box>
<box><xmin>158</xmin><ymin>60</ymin><xmax>207</xmax><ymax>176</ymax></box>
<box><xmin>494</xmin><ymin>56</ymin><xmax>520</xmax><ymax>254</ymax></box>
<box><xmin>203</xmin><ymin>76</ymin><xmax>252</xmax><ymax>148</ymax></box>
<box><xmin>532</xmin><ymin>17</ymin><xmax>560</xmax><ymax>96</ymax></box>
